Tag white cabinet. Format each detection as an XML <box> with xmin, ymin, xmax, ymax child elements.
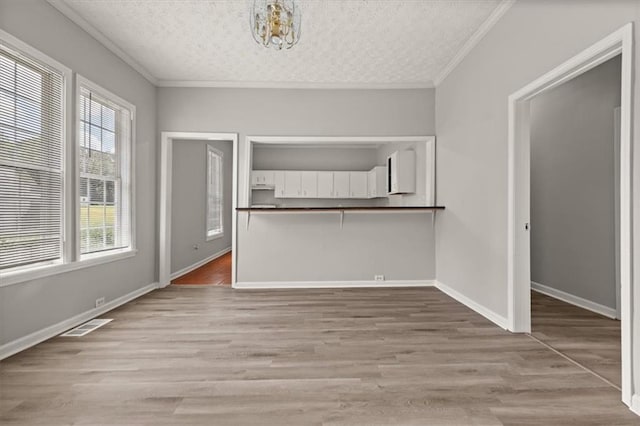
<box><xmin>367</xmin><ymin>166</ymin><xmax>387</xmax><ymax>198</ymax></box>
<box><xmin>251</xmin><ymin>170</ymin><xmax>275</xmax><ymax>187</ymax></box>
<box><xmin>317</xmin><ymin>172</ymin><xmax>334</xmax><ymax>198</ymax></box>
<box><xmin>387</xmin><ymin>150</ymin><xmax>416</xmax><ymax>194</ymax></box>
<box><xmin>333</xmin><ymin>172</ymin><xmax>350</xmax><ymax>198</ymax></box>
<box><xmin>349</xmin><ymin>172</ymin><xmax>368</xmax><ymax>198</ymax></box>
<box><xmin>300</xmin><ymin>171</ymin><xmax>317</xmax><ymax>198</ymax></box>
<box><xmin>267</xmin><ymin>168</ymin><xmax>391</xmax><ymax>199</ymax></box>
<box><xmin>283</xmin><ymin>171</ymin><xmax>302</xmax><ymax>198</ymax></box>
<box><xmin>274</xmin><ymin>171</ymin><xmax>285</xmax><ymax>197</ymax></box>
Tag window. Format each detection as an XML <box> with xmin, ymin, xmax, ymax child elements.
<box><xmin>77</xmin><ymin>79</ymin><xmax>133</xmax><ymax>257</ymax></box>
<box><xmin>206</xmin><ymin>146</ymin><xmax>223</xmax><ymax>239</ymax></box>
<box><xmin>0</xmin><ymin>42</ymin><xmax>65</xmax><ymax>271</ymax></box>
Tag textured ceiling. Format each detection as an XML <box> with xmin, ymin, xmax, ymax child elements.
<box><xmin>57</xmin><ymin>0</ymin><xmax>503</xmax><ymax>87</ymax></box>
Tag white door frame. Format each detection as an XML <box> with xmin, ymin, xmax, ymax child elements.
<box><xmin>159</xmin><ymin>132</ymin><xmax>239</xmax><ymax>287</ymax></box>
<box><xmin>507</xmin><ymin>23</ymin><xmax>634</xmax><ymax>406</ymax></box>
<box><xmin>614</xmin><ymin>106</ymin><xmax>622</xmax><ymax>320</ymax></box>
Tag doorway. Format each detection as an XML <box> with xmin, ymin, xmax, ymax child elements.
<box><xmin>158</xmin><ymin>132</ymin><xmax>239</xmax><ymax>287</ymax></box>
<box><xmin>507</xmin><ymin>24</ymin><xmax>634</xmax><ymax>406</ymax></box>
<box><xmin>169</xmin><ymin>139</ymin><xmax>234</xmax><ymax>285</ymax></box>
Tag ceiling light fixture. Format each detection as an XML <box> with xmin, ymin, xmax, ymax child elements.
<box><xmin>250</xmin><ymin>0</ymin><xmax>301</xmax><ymax>50</ymax></box>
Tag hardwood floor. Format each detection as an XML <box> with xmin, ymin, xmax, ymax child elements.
<box><xmin>171</xmin><ymin>251</ymin><xmax>232</xmax><ymax>285</ymax></box>
<box><xmin>1</xmin><ymin>287</ymin><xmax>636</xmax><ymax>425</ymax></box>
<box><xmin>531</xmin><ymin>290</ymin><xmax>621</xmax><ymax>389</ymax></box>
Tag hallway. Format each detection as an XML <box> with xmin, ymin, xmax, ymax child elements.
<box><xmin>531</xmin><ymin>291</ymin><xmax>621</xmax><ymax>389</ymax></box>
<box><xmin>171</xmin><ymin>252</ymin><xmax>232</xmax><ymax>286</ymax></box>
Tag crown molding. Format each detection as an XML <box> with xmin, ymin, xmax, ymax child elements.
<box><xmin>156</xmin><ymin>79</ymin><xmax>435</xmax><ymax>90</ymax></box>
<box><xmin>47</xmin><ymin>0</ymin><xmax>159</xmax><ymax>85</ymax></box>
<box><xmin>434</xmin><ymin>0</ymin><xmax>516</xmax><ymax>86</ymax></box>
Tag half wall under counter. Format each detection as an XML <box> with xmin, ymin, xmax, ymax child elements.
<box><xmin>234</xmin><ymin>207</ymin><xmax>441</xmax><ymax>287</ymax></box>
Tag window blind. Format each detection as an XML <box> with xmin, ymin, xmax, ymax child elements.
<box><xmin>206</xmin><ymin>146</ymin><xmax>223</xmax><ymax>238</ymax></box>
<box><xmin>0</xmin><ymin>43</ymin><xmax>64</xmax><ymax>271</ymax></box>
<box><xmin>78</xmin><ymin>86</ymin><xmax>132</xmax><ymax>255</ymax></box>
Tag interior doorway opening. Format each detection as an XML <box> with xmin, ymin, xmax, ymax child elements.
<box><xmin>171</xmin><ymin>251</ymin><xmax>232</xmax><ymax>286</ymax></box>
<box><xmin>159</xmin><ymin>132</ymin><xmax>239</xmax><ymax>288</ymax></box>
<box><xmin>528</xmin><ymin>54</ymin><xmax>622</xmax><ymax>388</ymax></box>
<box><xmin>169</xmin><ymin>138</ymin><xmax>234</xmax><ymax>286</ymax></box>
<box><xmin>507</xmin><ymin>24</ymin><xmax>634</xmax><ymax>407</ymax></box>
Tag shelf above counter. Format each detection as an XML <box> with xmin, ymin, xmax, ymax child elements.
<box><xmin>237</xmin><ymin>206</ymin><xmax>445</xmax><ymax>229</ymax></box>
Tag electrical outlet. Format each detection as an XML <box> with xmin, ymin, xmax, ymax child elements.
<box><xmin>95</xmin><ymin>297</ymin><xmax>105</xmax><ymax>308</ymax></box>
<box><xmin>374</xmin><ymin>275</ymin><xmax>385</xmax><ymax>282</ymax></box>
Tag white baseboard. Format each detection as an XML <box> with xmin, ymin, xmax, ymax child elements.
<box><xmin>531</xmin><ymin>281</ymin><xmax>617</xmax><ymax>319</ymax></box>
<box><xmin>170</xmin><ymin>247</ymin><xmax>231</xmax><ymax>280</ymax></box>
<box><xmin>631</xmin><ymin>394</ymin><xmax>640</xmax><ymax>416</ymax></box>
<box><xmin>0</xmin><ymin>282</ymin><xmax>158</xmax><ymax>360</ymax></box>
<box><xmin>233</xmin><ymin>280</ymin><xmax>435</xmax><ymax>289</ymax></box>
<box><xmin>435</xmin><ymin>280</ymin><xmax>508</xmax><ymax>329</ymax></box>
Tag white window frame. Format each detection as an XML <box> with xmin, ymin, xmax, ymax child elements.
<box><xmin>205</xmin><ymin>145</ymin><xmax>224</xmax><ymax>241</ymax></box>
<box><xmin>75</xmin><ymin>75</ymin><xmax>136</xmax><ymax>262</ymax></box>
<box><xmin>0</xmin><ymin>29</ymin><xmax>139</xmax><ymax>288</ymax></box>
<box><xmin>0</xmin><ymin>29</ymin><xmax>72</xmax><ymax>286</ymax></box>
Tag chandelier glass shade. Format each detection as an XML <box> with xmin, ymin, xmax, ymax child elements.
<box><xmin>250</xmin><ymin>0</ymin><xmax>301</xmax><ymax>50</ymax></box>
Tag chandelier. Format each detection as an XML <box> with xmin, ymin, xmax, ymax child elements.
<box><xmin>250</xmin><ymin>0</ymin><xmax>301</xmax><ymax>50</ymax></box>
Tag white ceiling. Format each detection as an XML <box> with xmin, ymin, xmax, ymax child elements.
<box><xmin>51</xmin><ymin>0</ymin><xmax>511</xmax><ymax>88</ymax></box>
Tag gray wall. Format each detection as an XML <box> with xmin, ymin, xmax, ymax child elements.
<box><xmin>158</xmin><ymin>87</ymin><xmax>437</xmax><ymax>282</ymax></box>
<box><xmin>434</xmin><ymin>0</ymin><xmax>640</xmax><ymax>396</ymax></box>
<box><xmin>158</xmin><ymin>87</ymin><xmax>435</xmax><ymax>201</ymax></box>
<box><xmin>530</xmin><ymin>56</ymin><xmax>621</xmax><ymax>309</ymax></box>
<box><xmin>237</xmin><ymin>212</ymin><xmax>435</xmax><ymax>282</ymax></box>
<box><xmin>0</xmin><ymin>1</ymin><xmax>157</xmax><ymax>346</ymax></box>
<box><xmin>171</xmin><ymin>140</ymin><xmax>233</xmax><ymax>274</ymax></box>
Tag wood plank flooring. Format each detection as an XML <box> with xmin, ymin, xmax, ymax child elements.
<box><xmin>1</xmin><ymin>287</ymin><xmax>636</xmax><ymax>425</ymax></box>
<box><xmin>171</xmin><ymin>252</ymin><xmax>232</xmax><ymax>285</ymax></box>
<box><xmin>531</xmin><ymin>290</ymin><xmax>621</xmax><ymax>389</ymax></box>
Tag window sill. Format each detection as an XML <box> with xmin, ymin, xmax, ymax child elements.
<box><xmin>0</xmin><ymin>249</ymin><xmax>137</xmax><ymax>288</ymax></box>
<box><xmin>206</xmin><ymin>232</ymin><xmax>224</xmax><ymax>242</ymax></box>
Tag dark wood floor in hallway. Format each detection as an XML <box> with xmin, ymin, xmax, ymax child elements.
<box><xmin>1</xmin><ymin>287</ymin><xmax>636</xmax><ymax>425</ymax></box>
<box><xmin>171</xmin><ymin>251</ymin><xmax>232</xmax><ymax>285</ymax></box>
<box><xmin>531</xmin><ymin>290</ymin><xmax>621</xmax><ymax>389</ymax></box>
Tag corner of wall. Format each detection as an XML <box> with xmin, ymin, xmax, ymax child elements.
<box><xmin>631</xmin><ymin>394</ymin><xmax>640</xmax><ymax>416</ymax></box>
<box><xmin>435</xmin><ymin>280</ymin><xmax>509</xmax><ymax>329</ymax></box>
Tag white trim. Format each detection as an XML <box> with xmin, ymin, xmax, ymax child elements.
<box><xmin>0</xmin><ymin>28</ymin><xmax>72</xmax><ymax>283</ymax></box>
<box><xmin>155</xmin><ymin>80</ymin><xmax>434</xmax><ymax>89</ymax></box>
<box><xmin>435</xmin><ymin>281</ymin><xmax>509</xmax><ymax>329</ymax></box>
<box><xmin>531</xmin><ymin>282</ymin><xmax>617</xmax><ymax>319</ymax></box>
<box><xmin>76</xmin><ymin>74</ymin><xmax>137</xmax><ymax>113</ymax></box>
<box><xmin>159</xmin><ymin>132</ymin><xmax>238</xmax><ymax>288</ymax></box>
<box><xmin>0</xmin><ymin>28</ymin><xmax>72</xmax><ymax>76</ymax></box>
<box><xmin>614</xmin><ymin>106</ymin><xmax>622</xmax><ymax>320</ymax></box>
<box><xmin>233</xmin><ymin>280</ymin><xmax>434</xmax><ymax>289</ymax></box>
<box><xmin>507</xmin><ymin>23</ymin><xmax>634</xmax><ymax>406</ymax></box>
<box><xmin>632</xmin><ymin>394</ymin><xmax>640</xmax><ymax>416</ymax></box>
<box><xmin>46</xmin><ymin>0</ymin><xmax>158</xmax><ymax>85</ymax></box>
<box><xmin>247</xmin><ymin>136</ymin><xmax>432</xmax><ymax>145</ymax></box>
<box><xmin>170</xmin><ymin>247</ymin><xmax>231</xmax><ymax>280</ymax></box>
<box><xmin>434</xmin><ymin>0</ymin><xmax>515</xmax><ymax>86</ymax></box>
<box><xmin>74</xmin><ymin>74</ymin><xmax>137</xmax><ymax>261</ymax></box>
<box><xmin>205</xmin><ymin>145</ymin><xmax>225</xmax><ymax>240</ymax></box>
<box><xmin>0</xmin><ymin>250</ymin><xmax>137</xmax><ymax>288</ymax></box>
<box><xmin>205</xmin><ymin>232</ymin><xmax>224</xmax><ymax>242</ymax></box>
<box><xmin>0</xmin><ymin>282</ymin><xmax>157</xmax><ymax>360</ymax></box>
